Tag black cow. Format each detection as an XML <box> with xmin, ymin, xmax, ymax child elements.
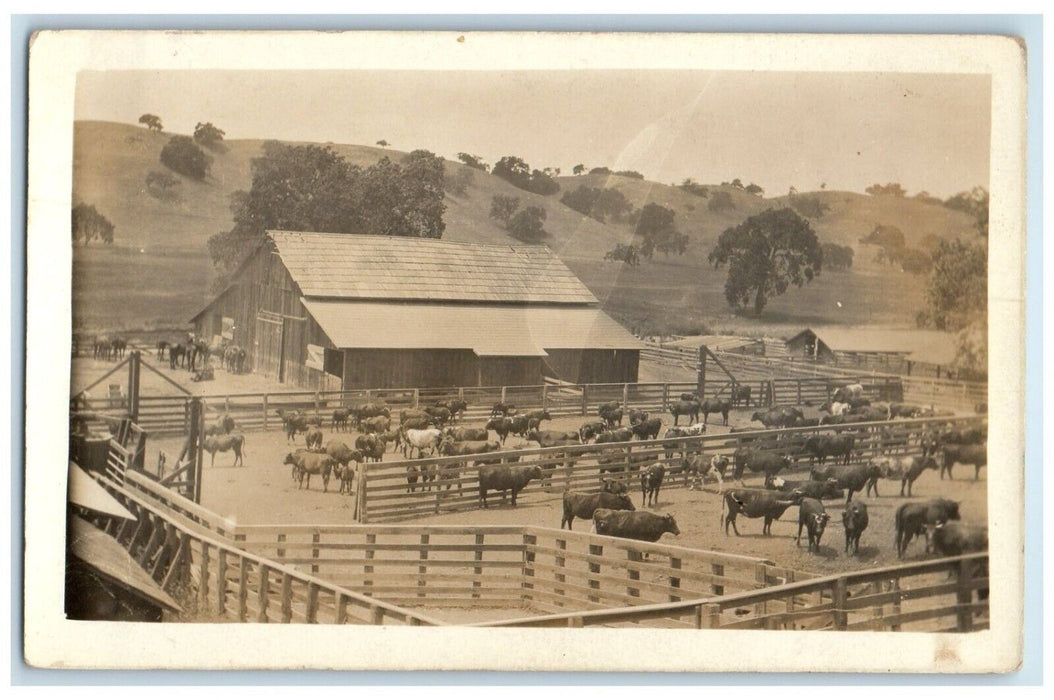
<box><xmin>670</xmin><ymin>399</ymin><xmax>700</xmax><ymax>426</ymax></box>
<box><xmin>731</xmin><ymin>385</ymin><xmax>752</xmax><ymax>408</ymax></box>
<box><xmin>525</xmin><ymin>409</ymin><xmax>552</xmax><ymax>432</ymax></box>
<box><xmin>592</xmin><ymin>509</ymin><xmax>680</xmax><ymax>543</ymax></box>
<box><xmin>894</xmin><ymin>498</ymin><xmax>961</xmax><ymax>558</ymax></box>
<box><xmin>478</xmin><ymin>465</ymin><xmax>543</xmax><ymax>508</ymax></box>
<box><xmin>640</xmin><ymin>463</ymin><xmax>665</xmax><ymax>507</ymax></box>
<box><xmin>929</xmin><ymin>521</ymin><xmax>988</xmax><ymax>556</ymax></box>
<box><xmin>331</xmin><ymin>409</ymin><xmax>351</xmax><ymax>432</ymax></box>
<box><xmin>598</xmin><ymin>402</ymin><xmax>623</xmax><ymax>428</ymax></box>
<box><xmin>627</xmin><ymin>408</ymin><xmax>649</xmax><ymax>426</ymax></box>
<box><xmin>630</xmin><ymin>417</ymin><xmax>663</xmax><ymax>440</ymax></box>
<box><xmin>595</xmin><ymin>427</ymin><xmax>634</xmax><ymax>445</ymax></box>
<box><xmin>700</xmin><ymin>399</ymin><xmax>732</xmax><ymax>426</ymax></box>
<box><xmin>561</xmin><ymin>490</ymin><xmax>634</xmax><ymax>530</ymax></box>
<box><xmin>842</xmin><ymin>500</ymin><xmax>869</xmax><ymax>555</ymax></box>
<box><xmin>751</xmin><ymin>407</ymin><xmax>803</xmax><ymax>428</ymax></box>
<box><xmin>721</xmin><ymin>488</ymin><xmax>802</xmax><ymax>536</ymax></box>
<box><xmin>485</xmin><ymin>417</ymin><xmax>514</xmax><ymax>444</ymax></box>
<box><xmin>578</xmin><ymin>420</ymin><xmax>608</xmax><ymax>443</ymax></box>
<box><xmin>796</xmin><ymin>498</ymin><xmax>830</xmax><ymax>553</ymax></box>
<box><xmin>939</xmin><ymin>443</ymin><xmax>987</xmax><ymax>481</ymax></box>
<box><xmin>732</xmin><ymin>449</ymin><xmax>790</xmax><ymax>481</ymax></box>
<box><xmin>810</xmin><ymin>463</ymin><xmax>883</xmax><ymax>504</ymax></box>
<box><xmin>804</xmin><ymin>434</ymin><xmax>855</xmax><ymax>465</ymax></box>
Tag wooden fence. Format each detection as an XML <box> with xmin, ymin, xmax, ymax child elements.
<box><xmin>127</xmin><ymin>374</ymin><xmax>904</xmax><ymax>438</ymax></box>
<box><xmin>471</xmin><ymin>551</ymin><xmax>989</xmax><ymax>632</ymax></box>
<box><xmin>355</xmin><ymin>414</ymin><xmax>986</xmax><ymax>523</ymax></box>
<box><xmin>902</xmin><ymin>376</ymin><xmax>988</xmax><ymax>412</ymax></box>
<box><xmin>91</xmin><ymin>471</ymin><xmax>444</xmax><ymax>625</ymax></box>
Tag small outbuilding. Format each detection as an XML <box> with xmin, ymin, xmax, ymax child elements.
<box><xmin>784</xmin><ymin>327</ymin><xmax>958</xmax><ymax>375</ymax></box>
<box><xmin>191</xmin><ymin>232</ymin><xmax>643</xmax><ymax>390</ymax></box>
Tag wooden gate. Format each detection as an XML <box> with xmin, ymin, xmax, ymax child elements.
<box><xmin>254</xmin><ymin>313</ymin><xmax>284</xmax><ymax>381</ymax></box>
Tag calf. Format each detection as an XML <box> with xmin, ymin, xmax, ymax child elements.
<box><xmin>731</xmin><ymin>385</ymin><xmax>751</xmax><ymax>408</ymax></box>
<box><xmin>524</xmin><ymin>409</ymin><xmax>552</xmax><ymax>432</ymax></box>
<box><xmin>842</xmin><ymin>500</ymin><xmax>869</xmax><ymax>555</ymax></box>
<box><xmin>940</xmin><ymin>443</ymin><xmax>987</xmax><ymax>481</ymax></box>
<box><xmin>331</xmin><ymin>409</ymin><xmax>351</xmax><ymax>432</ymax></box>
<box><xmin>592</xmin><ymin>509</ymin><xmax>680</xmax><ymax>543</ymax></box>
<box><xmin>701</xmin><ymin>399</ymin><xmax>731</xmax><ymax>426</ymax></box>
<box><xmin>335</xmin><ymin>464</ymin><xmax>356</xmax><ymax>495</ymax></box>
<box><xmin>490</xmin><ymin>401</ymin><xmax>515</xmax><ymax>417</ymax></box>
<box><xmin>796</xmin><ymin>498</ymin><xmax>831</xmax><ymax>553</ymax></box>
<box><xmin>203</xmin><ymin>434</ymin><xmax>246</xmax><ymax>467</ymax></box>
<box><xmin>722</xmin><ymin>488</ymin><xmax>802</xmax><ymax>536</ymax></box>
<box><xmin>894</xmin><ymin>498</ymin><xmax>961</xmax><ymax>558</ymax></box>
<box><xmin>478</xmin><ymin>465</ymin><xmax>543</xmax><ymax>508</ymax></box>
<box><xmin>305</xmin><ymin>427</ymin><xmax>324</xmax><ymax>450</ymax></box>
<box><xmin>486</xmin><ymin>417</ymin><xmax>514</xmax><ymax>445</ymax></box>
<box><xmin>561</xmin><ymin>490</ymin><xmax>635</xmax><ymax>529</ymax></box>
<box><xmin>893</xmin><ymin>455</ymin><xmax>939</xmax><ymax>497</ymax></box>
<box><xmin>640</xmin><ymin>463</ymin><xmax>665</xmax><ymax>507</ymax></box>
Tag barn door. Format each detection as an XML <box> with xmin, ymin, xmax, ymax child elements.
<box><xmin>254</xmin><ymin>314</ymin><xmax>284</xmax><ymax>380</ymax></box>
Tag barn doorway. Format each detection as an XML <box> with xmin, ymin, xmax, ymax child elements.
<box><xmin>254</xmin><ymin>312</ymin><xmax>285</xmax><ymax>381</ymax></box>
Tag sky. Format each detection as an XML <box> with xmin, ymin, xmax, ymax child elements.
<box><xmin>75</xmin><ymin>70</ymin><xmax>991</xmax><ymax>198</ymax></box>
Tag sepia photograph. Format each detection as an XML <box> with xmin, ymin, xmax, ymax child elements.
<box><xmin>24</xmin><ymin>30</ymin><xmax>1026</xmax><ymax>672</ymax></box>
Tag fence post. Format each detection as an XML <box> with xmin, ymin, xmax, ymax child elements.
<box><xmin>521</xmin><ymin>532</ymin><xmax>536</xmax><ymax>604</ymax></box>
<box><xmin>216</xmin><ymin>550</ymin><xmax>228</xmax><ymax>616</ymax></box>
<box><xmin>364</xmin><ymin>533</ymin><xmax>376</xmax><ymax>595</ymax></box>
<box><xmin>956</xmin><ymin>558</ymin><xmax>975</xmax><ymax>631</ymax></box>
<box><xmin>413</xmin><ymin>388</ymin><xmax>420</xmax><ymax>409</ymax></box>
<box><xmin>588</xmin><ymin>542</ymin><xmax>603</xmax><ymax>603</ymax></box>
<box><xmin>311</xmin><ymin>531</ymin><xmax>320</xmax><ymax>574</ymax></box>
<box><xmin>622</xmin><ymin>383</ymin><xmax>629</xmax><ymax>409</ymax></box>
<box><xmin>314</xmin><ymin>392</ymin><xmax>321</xmax><ymax>422</ymax></box>
<box><xmin>555</xmin><ymin>537</ymin><xmax>567</xmax><ymax>599</ymax></box>
<box><xmin>662</xmin><ymin>384</ymin><xmax>670</xmax><ymax>411</ymax></box>
<box><xmin>257</xmin><ymin>565</ymin><xmax>270</xmax><ymax>623</ymax></box>
<box><xmin>581</xmin><ymin>385</ymin><xmax>589</xmax><ymax>416</ymax></box>
<box><xmin>500</xmin><ymin>386</ymin><xmax>507</xmax><ymax>406</ymax></box>
<box><xmin>833</xmin><ymin>577</ymin><xmax>848</xmax><ymax>630</ymax></box>
<box><xmin>627</xmin><ymin>550</ymin><xmax>642</xmax><ymax>598</ymax></box>
<box><xmin>473</xmin><ymin>533</ymin><xmax>485</xmax><ymax>600</ymax></box>
<box><xmin>263</xmin><ymin>394</ymin><xmax>268</xmax><ymax>430</ymax></box>
<box><xmin>541</xmin><ymin>384</ymin><xmax>549</xmax><ymax>411</ymax></box>
<box><xmin>417</xmin><ymin>534</ymin><xmax>429</xmax><ymax>598</ymax></box>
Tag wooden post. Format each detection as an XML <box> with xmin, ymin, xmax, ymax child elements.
<box><xmin>198</xmin><ymin>543</ymin><xmax>210</xmax><ymax>607</ymax></box>
<box><xmin>413</xmin><ymin>388</ymin><xmax>420</xmax><ymax>409</ymax></box>
<box><xmin>128</xmin><ymin>351</ymin><xmax>141</xmax><ymax>422</ymax></box>
<box><xmin>662</xmin><ymin>384</ymin><xmax>670</xmax><ymax>411</ymax></box>
<box><xmin>263</xmin><ymin>394</ymin><xmax>269</xmax><ymax>430</ymax></box>
<box><xmin>956</xmin><ymin>558</ymin><xmax>975</xmax><ymax>631</ymax></box>
<box><xmin>257</xmin><ymin>565</ymin><xmax>270</xmax><ymax>623</ymax></box>
<box><xmin>833</xmin><ymin>577</ymin><xmax>848</xmax><ymax>630</ymax></box>
<box><xmin>314</xmin><ymin>392</ymin><xmax>320</xmax><ymax>423</ymax></box>
<box><xmin>889</xmin><ymin>579</ymin><xmax>902</xmax><ymax>631</ymax></box>
<box><xmin>280</xmin><ymin>573</ymin><xmax>293</xmax><ymax>623</ymax></box>
<box><xmin>522</xmin><ymin>532</ymin><xmax>536</xmax><ymax>604</ymax></box>
<box><xmin>622</xmin><ymin>383</ymin><xmax>629</xmax><ymax>409</ymax></box>
<box><xmin>711</xmin><ymin>563</ymin><xmax>725</xmax><ymax>596</ymax></box>
<box><xmin>364</xmin><ymin>533</ymin><xmax>376</xmax><ymax>595</ymax></box>
<box><xmin>225</xmin><ymin>395</ymin><xmax>231</xmax><ymax>414</ymax></box>
<box><xmin>627</xmin><ymin>550</ymin><xmax>642</xmax><ymax>598</ymax></box>
<box><xmin>581</xmin><ymin>384</ymin><xmax>589</xmax><ymax>416</ymax></box>
<box><xmin>670</xmin><ymin>557</ymin><xmax>682</xmax><ymax>602</ymax></box>
<box><xmin>335</xmin><ymin>594</ymin><xmax>348</xmax><ymax>624</ymax></box>
<box><xmin>276</xmin><ymin>533</ymin><xmax>286</xmax><ymax>559</ymax></box>
<box><xmin>500</xmin><ymin>386</ymin><xmax>507</xmax><ymax>405</ymax></box>
<box><xmin>417</xmin><ymin>534</ymin><xmax>429</xmax><ymax>598</ymax></box>
<box><xmin>473</xmin><ymin>533</ymin><xmax>484</xmax><ymax>600</ymax></box>
<box><xmin>237</xmin><ymin>557</ymin><xmax>249</xmax><ymax>622</ymax></box>
<box><xmin>700</xmin><ymin>603</ymin><xmax>722</xmax><ymax>629</ymax></box>
<box><xmin>588</xmin><ymin>543</ymin><xmax>602</xmax><ymax>603</ymax></box>
<box><xmin>311</xmin><ymin>531</ymin><xmax>321</xmax><ymax>574</ymax></box>
<box><xmin>306</xmin><ymin>583</ymin><xmax>319</xmax><ymax>623</ymax></box>
<box><xmin>555</xmin><ymin>538</ymin><xmax>567</xmax><ymax>599</ymax></box>
<box><xmin>541</xmin><ymin>384</ymin><xmax>549</xmax><ymax>411</ymax></box>
<box><xmin>216</xmin><ymin>550</ymin><xmax>228</xmax><ymax>616</ymax></box>
<box><xmin>697</xmin><ymin>346</ymin><xmax>707</xmax><ymax>399</ymax></box>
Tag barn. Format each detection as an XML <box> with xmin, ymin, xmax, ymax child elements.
<box><xmin>191</xmin><ymin>231</ymin><xmax>643</xmax><ymax>390</ymax></box>
<box><xmin>785</xmin><ymin>327</ymin><xmax>958</xmax><ymax>376</ymax></box>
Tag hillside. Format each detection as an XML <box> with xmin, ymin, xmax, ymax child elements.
<box><xmin>71</xmin><ymin>120</ymin><xmax>981</xmax><ymax>335</ymax></box>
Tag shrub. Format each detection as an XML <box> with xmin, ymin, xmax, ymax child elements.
<box><xmin>490</xmin><ymin>194</ymin><xmax>520</xmax><ymax>224</ymax></box>
<box><xmin>708</xmin><ymin>191</ymin><xmax>735</xmax><ymax>212</ymax></box>
<box><xmin>679</xmin><ymin>179</ymin><xmax>709</xmax><ymax>198</ymax></box>
<box><xmin>507</xmin><ymin>206</ymin><xmax>548</xmax><ymax>243</ymax></box>
<box><xmin>160</xmin><ymin>135</ymin><xmax>212</xmax><ymax>180</ymax></box>
<box><xmin>789</xmin><ymin>196</ymin><xmax>830</xmax><ymax>219</ymax></box>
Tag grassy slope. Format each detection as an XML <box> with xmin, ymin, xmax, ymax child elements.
<box><xmin>71</xmin><ymin>120</ymin><xmax>980</xmax><ymax>336</ymax></box>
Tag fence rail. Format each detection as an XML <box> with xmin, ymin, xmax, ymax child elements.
<box><xmin>120</xmin><ymin>373</ymin><xmax>914</xmax><ymax>438</ymax></box>
<box><xmin>356</xmin><ymin>414</ymin><xmax>985</xmax><ymax>523</ymax></box>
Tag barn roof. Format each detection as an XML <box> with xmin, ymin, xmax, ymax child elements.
<box><xmin>269</xmin><ymin>231</ymin><xmax>597</xmax><ymax>304</ymax></box>
<box><xmin>786</xmin><ymin>327</ymin><xmax>957</xmax><ymax>362</ymax></box>
<box><xmin>301</xmin><ymin>299</ymin><xmax>645</xmax><ymax>355</ymax></box>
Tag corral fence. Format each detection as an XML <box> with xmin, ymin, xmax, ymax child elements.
<box><xmin>86</xmin><ymin>467</ymin><xmax>987</xmax><ymax>630</ymax></box>
<box><xmin>355</xmin><ymin>414</ymin><xmax>986</xmax><ymax>523</ymax></box>
<box><xmin>129</xmin><ymin>375</ymin><xmax>905</xmax><ymax>438</ymax></box>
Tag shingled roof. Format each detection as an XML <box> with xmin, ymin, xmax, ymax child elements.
<box><xmin>269</xmin><ymin>231</ymin><xmax>598</xmax><ymax>304</ymax></box>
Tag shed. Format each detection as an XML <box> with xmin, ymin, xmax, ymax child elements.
<box><xmin>191</xmin><ymin>232</ymin><xmax>643</xmax><ymax>390</ymax></box>
<box><xmin>784</xmin><ymin>327</ymin><xmax>958</xmax><ymax>374</ymax></box>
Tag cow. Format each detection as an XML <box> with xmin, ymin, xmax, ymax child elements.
<box><xmin>894</xmin><ymin>498</ymin><xmax>961</xmax><ymax>558</ymax></box>
<box><xmin>810</xmin><ymin>462</ymin><xmax>882</xmax><ymax>504</ymax></box>
<box><xmin>889</xmin><ymin>403</ymin><xmax>925</xmax><ymax>419</ymax></box>
<box><xmin>578</xmin><ymin>420</ymin><xmax>608</xmax><ymax>444</ymax></box>
<box><xmin>402</xmin><ymin>428</ymin><xmax>443</xmax><ymax>459</ymax></box>
<box><xmin>437</xmin><ymin>439</ymin><xmax>501</xmax><ymax>493</ymax></box>
<box><xmin>434</xmin><ymin>399</ymin><xmax>468</xmax><ymax>423</ymax></box>
<box><xmin>929</xmin><ymin>521</ymin><xmax>988</xmax><ymax>556</ymax></box>
<box><xmin>939</xmin><ymin>443</ymin><xmax>987</xmax><ymax>481</ymax></box>
<box><xmin>445</xmin><ymin>426</ymin><xmax>488</xmax><ymax>442</ymax></box>
<box><xmin>795</xmin><ymin>498</ymin><xmax>831</xmax><ymax>553</ymax></box>
<box><xmin>640</xmin><ymin>463</ymin><xmax>665</xmax><ymax>507</ymax></box>
<box><xmin>335</xmin><ymin>463</ymin><xmax>356</xmax><ymax>495</ymax></box>
<box><xmin>283</xmin><ymin>451</ymin><xmax>335</xmax><ymax>492</ymax></box>
<box><xmin>662</xmin><ymin>425</ymin><xmax>704</xmax><ymax>464</ymax></box>
<box><xmin>304</xmin><ymin>427</ymin><xmax>324</xmax><ymax>450</ymax></box>
<box><xmin>628</xmin><ymin>408</ymin><xmax>649</xmax><ymax>426</ymax></box>
<box><xmin>752</xmin><ymin>407</ymin><xmax>803</xmax><ymax>429</ymax></box>
<box><xmin>732</xmin><ymin>449</ymin><xmax>790</xmax><ymax>481</ymax></box>
<box><xmin>355</xmin><ymin>403</ymin><xmax>391</xmax><ymax>425</ymax></box>
<box><xmin>820</xmin><ymin>401</ymin><xmax>851</xmax><ymax>416</ymax></box>
<box><xmin>832</xmin><ymin>383</ymin><xmax>864</xmax><ymax>403</ymax></box>
<box><xmin>869</xmin><ymin>455</ymin><xmax>938</xmax><ymax>497</ymax></box>
<box><xmin>602</xmin><ymin>478</ymin><xmax>628</xmax><ymax>495</ymax></box>
<box><xmin>721</xmin><ymin>488</ymin><xmax>802</xmax><ymax>536</ymax></box>
<box><xmin>203</xmin><ymin>434</ymin><xmax>246</xmax><ymax>467</ymax></box>
<box><xmin>731</xmin><ymin>385</ymin><xmax>752</xmax><ymax>408</ymax></box>
<box><xmin>331</xmin><ymin>409</ymin><xmax>352</xmax><ymax>432</ymax></box>
<box><xmin>525</xmin><ymin>409</ymin><xmax>552</xmax><ymax>432</ymax></box>
<box><xmin>478</xmin><ymin>464</ymin><xmax>543</xmax><ymax>508</ymax></box>
<box><xmin>354</xmin><ymin>434</ymin><xmax>386</xmax><ymax>463</ymax></box>
<box><xmin>597</xmin><ymin>401</ymin><xmax>623</xmax><ymax>427</ymax></box>
<box><xmin>400</xmin><ymin>408</ymin><xmax>432</xmax><ymax>425</ymax></box>
<box><xmin>490</xmin><ymin>401</ymin><xmax>516</xmax><ymax>417</ymax></box>
<box><xmin>670</xmin><ymin>399</ymin><xmax>700</xmax><ymax>426</ymax></box>
<box><xmin>592</xmin><ymin>509</ymin><xmax>680</xmax><ymax>543</ymax></box>
<box><xmin>842</xmin><ymin>500</ymin><xmax>869</xmax><ymax>555</ymax></box>
<box><xmin>630</xmin><ymin>417</ymin><xmax>663</xmax><ymax>441</ymax></box>
<box><xmin>561</xmin><ymin>490</ymin><xmax>635</xmax><ymax>530</ymax></box>
<box><xmin>506</xmin><ymin>414</ymin><xmax>530</xmax><ymax>439</ymax></box>
<box><xmin>362</xmin><ymin>415</ymin><xmax>391</xmax><ymax>435</ymax></box>
<box><xmin>324</xmin><ymin>440</ymin><xmax>362</xmax><ymax>469</ymax></box>
<box><xmin>527</xmin><ymin>430</ymin><xmax>581</xmax><ymax>448</ymax></box>
<box><xmin>803</xmin><ymin>434</ymin><xmax>855</xmax><ymax>466</ymax></box>
<box><xmin>486</xmin><ymin>417</ymin><xmax>515</xmax><ymax>445</ymax></box>
<box><xmin>595</xmin><ymin>427</ymin><xmax>634</xmax><ymax>445</ymax></box>
<box><xmin>700</xmin><ymin>399</ymin><xmax>732</xmax><ymax>426</ymax></box>
<box><xmin>766</xmin><ymin>476</ymin><xmax>843</xmax><ymax>501</ymax></box>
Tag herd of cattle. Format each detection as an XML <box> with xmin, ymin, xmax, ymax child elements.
<box><xmin>191</xmin><ymin>381</ymin><xmax>987</xmax><ymax>564</ymax></box>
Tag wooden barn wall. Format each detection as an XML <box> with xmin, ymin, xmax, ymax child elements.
<box><xmin>342</xmin><ymin>349</ymin><xmax>480</xmax><ymax>389</ymax></box>
<box><xmin>478</xmin><ymin>357</ymin><xmax>543</xmax><ymax>387</ymax></box>
<box><xmin>544</xmin><ymin>349</ymin><xmax>639</xmax><ymax>384</ymax></box>
<box><xmin>192</xmin><ymin>246</ymin><xmax>336</xmax><ymax>387</ymax></box>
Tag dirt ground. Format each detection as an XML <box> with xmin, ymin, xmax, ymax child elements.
<box><xmin>148</xmin><ymin>406</ymin><xmax>988</xmax><ymax>582</ymax></box>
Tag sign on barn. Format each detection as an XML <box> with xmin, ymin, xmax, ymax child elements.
<box><xmin>305</xmin><ymin>344</ymin><xmax>325</xmax><ymax>371</ymax></box>
<box><xmin>221</xmin><ymin>316</ymin><xmax>235</xmax><ymax>340</ymax></box>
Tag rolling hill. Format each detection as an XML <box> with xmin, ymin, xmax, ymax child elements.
<box><xmin>71</xmin><ymin>120</ymin><xmax>982</xmax><ymax>336</ymax></box>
